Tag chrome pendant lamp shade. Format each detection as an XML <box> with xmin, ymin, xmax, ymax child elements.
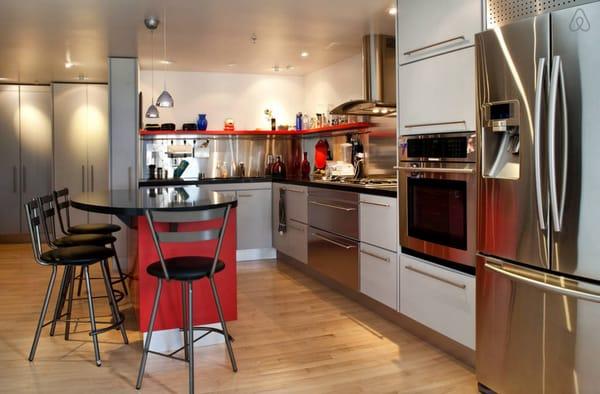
<box><xmin>145</xmin><ymin>16</ymin><xmax>160</xmax><ymax>118</ymax></box>
<box><xmin>156</xmin><ymin>8</ymin><xmax>174</xmax><ymax>108</ymax></box>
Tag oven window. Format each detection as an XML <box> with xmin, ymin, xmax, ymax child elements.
<box><xmin>407</xmin><ymin>178</ymin><xmax>467</xmax><ymax>250</ymax></box>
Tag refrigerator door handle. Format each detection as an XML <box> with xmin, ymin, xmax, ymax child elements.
<box><xmin>548</xmin><ymin>55</ymin><xmax>568</xmax><ymax>232</ymax></box>
<box><xmin>534</xmin><ymin>57</ymin><xmax>547</xmax><ymax>230</ymax></box>
<box><xmin>482</xmin><ymin>255</ymin><xmax>600</xmax><ymax>303</ymax></box>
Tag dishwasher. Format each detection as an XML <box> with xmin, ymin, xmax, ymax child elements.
<box><xmin>307</xmin><ymin>187</ymin><xmax>359</xmax><ymax>290</ymax></box>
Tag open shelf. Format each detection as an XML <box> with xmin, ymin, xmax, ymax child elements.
<box><xmin>139</xmin><ymin>122</ymin><xmax>372</xmax><ymax>137</ymax></box>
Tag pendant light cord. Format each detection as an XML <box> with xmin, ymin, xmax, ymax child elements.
<box><xmin>163</xmin><ymin>7</ymin><xmax>167</xmax><ymax>89</ymax></box>
<box><xmin>151</xmin><ymin>29</ymin><xmax>155</xmax><ymax>102</ymax></box>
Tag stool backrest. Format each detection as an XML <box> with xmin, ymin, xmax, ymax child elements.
<box><xmin>53</xmin><ymin>188</ymin><xmax>72</xmax><ymax>235</ymax></box>
<box><xmin>38</xmin><ymin>194</ymin><xmax>59</xmax><ymax>247</ymax></box>
<box><xmin>145</xmin><ymin>204</ymin><xmax>232</xmax><ymax>281</ymax></box>
<box><xmin>24</xmin><ymin>198</ymin><xmax>50</xmax><ymax>266</ymax></box>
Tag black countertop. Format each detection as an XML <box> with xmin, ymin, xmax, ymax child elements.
<box><xmin>71</xmin><ymin>187</ymin><xmax>237</xmax><ymax>217</ymax></box>
<box><xmin>139</xmin><ymin>177</ymin><xmax>397</xmax><ymax>198</ymax></box>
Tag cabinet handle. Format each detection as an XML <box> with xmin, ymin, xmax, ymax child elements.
<box><xmin>360</xmin><ymin>200</ymin><xmax>390</xmax><ymax>207</ymax></box>
<box><xmin>309</xmin><ymin>201</ymin><xmax>357</xmax><ymax>212</ymax></box>
<box><xmin>312</xmin><ymin>232</ymin><xmax>356</xmax><ymax>249</ymax></box>
<box><xmin>405</xmin><ymin>265</ymin><xmax>466</xmax><ymax>289</ymax></box>
<box><xmin>281</xmin><ymin>187</ymin><xmax>305</xmax><ymax>194</ymax></box>
<box><xmin>405</xmin><ymin>120</ymin><xmax>466</xmax><ymax>129</ymax></box>
<box><xmin>396</xmin><ymin>166</ymin><xmax>475</xmax><ymax>174</ymax></box>
<box><xmin>238</xmin><ymin>193</ymin><xmax>253</xmax><ymax>198</ymax></box>
<box><xmin>22</xmin><ymin>165</ymin><xmax>26</xmax><ymax>193</ymax></box>
<box><xmin>403</xmin><ymin>35</ymin><xmax>466</xmax><ymax>56</ymax></box>
<box><xmin>91</xmin><ymin>165</ymin><xmax>94</xmax><ymax>192</ymax></box>
<box><xmin>360</xmin><ymin>249</ymin><xmax>390</xmax><ymax>262</ymax></box>
<box><xmin>128</xmin><ymin>166</ymin><xmax>132</xmax><ymax>190</ymax></box>
<box><xmin>81</xmin><ymin>165</ymin><xmax>85</xmax><ymax>192</ymax></box>
<box><xmin>13</xmin><ymin>166</ymin><xmax>17</xmax><ymax>193</ymax></box>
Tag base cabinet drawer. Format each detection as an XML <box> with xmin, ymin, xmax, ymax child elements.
<box><xmin>360</xmin><ymin>244</ymin><xmax>397</xmax><ymax>310</ymax></box>
<box><xmin>284</xmin><ymin>220</ymin><xmax>308</xmax><ymax>263</ymax></box>
<box><xmin>281</xmin><ymin>184</ymin><xmax>307</xmax><ymax>223</ymax></box>
<box><xmin>359</xmin><ymin>194</ymin><xmax>396</xmax><ymax>251</ymax></box>
<box><xmin>400</xmin><ymin>254</ymin><xmax>475</xmax><ymax>349</ymax></box>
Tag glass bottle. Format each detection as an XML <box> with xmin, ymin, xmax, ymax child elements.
<box><xmin>265</xmin><ymin>154</ymin><xmax>274</xmax><ymax>175</ymax></box>
<box><xmin>301</xmin><ymin>152</ymin><xmax>311</xmax><ymax>179</ymax></box>
<box><xmin>272</xmin><ymin>155</ymin><xmax>286</xmax><ymax>178</ymax></box>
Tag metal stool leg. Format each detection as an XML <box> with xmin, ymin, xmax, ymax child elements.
<box><xmin>182</xmin><ymin>281</ymin><xmax>189</xmax><ymax>362</ymax></box>
<box><xmin>110</xmin><ymin>242</ymin><xmax>128</xmax><ymax>296</ymax></box>
<box><xmin>49</xmin><ymin>266</ymin><xmax>71</xmax><ymax>336</ymax></box>
<box><xmin>28</xmin><ymin>266</ymin><xmax>58</xmax><ymax>362</ymax></box>
<box><xmin>209</xmin><ymin>277</ymin><xmax>238</xmax><ymax>372</ymax></box>
<box><xmin>100</xmin><ymin>260</ymin><xmax>128</xmax><ymax>344</ymax></box>
<box><xmin>76</xmin><ymin>266</ymin><xmax>84</xmax><ymax>297</ymax></box>
<box><xmin>64</xmin><ymin>266</ymin><xmax>76</xmax><ymax>340</ymax></box>
<box><xmin>136</xmin><ymin>279</ymin><xmax>163</xmax><ymax>390</ymax></box>
<box><xmin>187</xmin><ymin>281</ymin><xmax>195</xmax><ymax>394</ymax></box>
<box><xmin>83</xmin><ymin>265</ymin><xmax>102</xmax><ymax>366</ymax></box>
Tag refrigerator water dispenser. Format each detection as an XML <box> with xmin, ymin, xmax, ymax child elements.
<box><xmin>481</xmin><ymin>100</ymin><xmax>521</xmax><ymax>179</ymax></box>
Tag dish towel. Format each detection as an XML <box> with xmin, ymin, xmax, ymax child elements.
<box><xmin>278</xmin><ymin>188</ymin><xmax>287</xmax><ymax>234</ymax></box>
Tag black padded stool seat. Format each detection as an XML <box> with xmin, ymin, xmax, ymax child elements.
<box><xmin>68</xmin><ymin>223</ymin><xmax>121</xmax><ymax>234</ymax></box>
<box><xmin>41</xmin><ymin>245</ymin><xmax>115</xmax><ymax>265</ymax></box>
<box><xmin>53</xmin><ymin>233</ymin><xmax>117</xmax><ymax>247</ymax></box>
<box><xmin>147</xmin><ymin>256</ymin><xmax>225</xmax><ymax>281</ymax></box>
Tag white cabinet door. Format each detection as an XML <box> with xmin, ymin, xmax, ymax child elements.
<box><xmin>20</xmin><ymin>86</ymin><xmax>53</xmax><ymax>230</ymax></box>
<box><xmin>285</xmin><ymin>219</ymin><xmax>308</xmax><ymax>263</ymax></box>
<box><xmin>53</xmin><ymin>83</ymin><xmax>89</xmax><ymax>227</ymax></box>
<box><xmin>399</xmin><ymin>47</ymin><xmax>476</xmax><ymax>135</ymax></box>
<box><xmin>86</xmin><ymin>84</ymin><xmax>110</xmax><ymax>225</ymax></box>
<box><xmin>400</xmin><ymin>254</ymin><xmax>475</xmax><ymax>349</ymax></box>
<box><xmin>360</xmin><ymin>243</ymin><xmax>397</xmax><ymax>309</ymax></box>
<box><xmin>397</xmin><ymin>0</ymin><xmax>482</xmax><ymax>64</ymax></box>
<box><xmin>0</xmin><ymin>86</ymin><xmax>21</xmax><ymax>234</ymax></box>
<box><xmin>236</xmin><ymin>188</ymin><xmax>272</xmax><ymax>250</ymax></box>
<box><xmin>359</xmin><ymin>194</ymin><xmax>397</xmax><ymax>251</ymax></box>
<box><xmin>282</xmin><ymin>184</ymin><xmax>307</xmax><ymax>224</ymax></box>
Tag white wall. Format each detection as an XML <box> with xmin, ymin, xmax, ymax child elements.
<box><xmin>140</xmin><ymin>54</ymin><xmax>362</xmax><ymax>131</ymax></box>
<box><xmin>303</xmin><ymin>54</ymin><xmax>363</xmax><ymax>115</ymax></box>
<box><xmin>140</xmin><ymin>70</ymin><xmax>304</xmax><ymax>130</ymax></box>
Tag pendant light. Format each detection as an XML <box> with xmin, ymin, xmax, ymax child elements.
<box><xmin>145</xmin><ymin>16</ymin><xmax>160</xmax><ymax>118</ymax></box>
<box><xmin>156</xmin><ymin>7</ymin><xmax>174</xmax><ymax>108</ymax></box>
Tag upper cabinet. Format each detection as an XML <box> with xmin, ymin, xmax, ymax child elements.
<box><xmin>397</xmin><ymin>0</ymin><xmax>483</xmax><ymax>64</ymax></box>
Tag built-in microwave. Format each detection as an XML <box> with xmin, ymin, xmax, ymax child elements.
<box><xmin>397</xmin><ymin>132</ymin><xmax>477</xmax><ymax>271</ymax></box>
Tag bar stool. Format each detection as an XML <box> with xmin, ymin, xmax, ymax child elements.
<box><xmin>25</xmin><ymin>198</ymin><xmax>129</xmax><ymax>366</ymax></box>
<box><xmin>136</xmin><ymin>204</ymin><xmax>238</xmax><ymax>393</ymax></box>
<box><xmin>53</xmin><ymin>188</ymin><xmax>129</xmax><ymax>297</ymax></box>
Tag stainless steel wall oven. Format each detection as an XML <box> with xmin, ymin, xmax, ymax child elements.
<box><xmin>398</xmin><ymin>132</ymin><xmax>477</xmax><ymax>270</ymax></box>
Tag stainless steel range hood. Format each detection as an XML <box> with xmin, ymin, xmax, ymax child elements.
<box><xmin>330</xmin><ymin>35</ymin><xmax>396</xmax><ymax>117</ymax></box>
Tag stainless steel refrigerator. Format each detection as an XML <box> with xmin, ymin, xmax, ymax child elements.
<box><xmin>476</xmin><ymin>2</ymin><xmax>600</xmax><ymax>393</ymax></box>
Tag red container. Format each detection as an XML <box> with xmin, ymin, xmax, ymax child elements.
<box><xmin>314</xmin><ymin>139</ymin><xmax>328</xmax><ymax>170</ymax></box>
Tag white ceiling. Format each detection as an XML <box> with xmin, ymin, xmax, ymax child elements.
<box><xmin>0</xmin><ymin>0</ymin><xmax>395</xmax><ymax>84</ymax></box>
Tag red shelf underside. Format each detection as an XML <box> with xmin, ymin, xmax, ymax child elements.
<box><xmin>139</xmin><ymin>122</ymin><xmax>372</xmax><ymax>136</ymax></box>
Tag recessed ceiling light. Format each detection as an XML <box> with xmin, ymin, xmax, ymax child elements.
<box><xmin>300</xmin><ymin>51</ymin><xmax>309</xmax><ymax>58</ymax></box>
<box><xmin>388</xmin><ymin>7</ymin><xmax>397</xmax><ymax>16</ymax></box>
<box><xmin>0</xmin><ymin>77</ymin><xmax>9</xmax><ymax>81</ymax></box>
<box><xmin>159</xmin><ymin>59</ymin><xmax>173</xmax><ymax>65</ymax></box>
<box><xmin>227</xmin><ymin>63</ymin><xmax>237</xmax><ymax>67</ymax></box>
<box><xmin>65</xmin><ymin>62</ymin><xmax>75</xmax><ymax>69</ymax></box>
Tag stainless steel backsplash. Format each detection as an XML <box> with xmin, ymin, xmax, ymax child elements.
<box><xmin>140</xmin><ymin>118</ymin><xmax>396</xmax><ymax>179</ymax></box>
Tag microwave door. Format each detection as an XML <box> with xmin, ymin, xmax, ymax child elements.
<box><xmin>549</xmin><ymin>2</ymin><xmax>600</xmax><ymax>281</ymax></box>
<box><xmin>476</xmin><ymin>14</ymin><xmax>550</xmax><ymax>269</ymax></box>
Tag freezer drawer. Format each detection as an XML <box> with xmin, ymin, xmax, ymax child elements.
<box><xmin>308</xmin><ymin>227</ymin><xmax>359</xmax><ymax>291</ymax></box>
<box><xmin>478</xmin><ymin>255</ymin><xmax>600</xmax><ymax>394</ymax></box>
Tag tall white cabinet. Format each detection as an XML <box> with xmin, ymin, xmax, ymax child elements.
<box><xmin>53</xmin><ymin>83</ymin><xmax>109</xmax><ymax>226</ymax></box>
<box><xmin>0</xmin><ymin>85</ymin><xmax>52</xmax><ymax>237</ymax></box>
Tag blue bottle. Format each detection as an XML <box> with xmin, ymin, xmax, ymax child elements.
<box><xmin>197</xmin><ymin>114</ymin><xmax>208</xmax><ymax>131</ymax></box>
<box><xmin>296</xmin><ymin>112</ymin><xmax>303</xmax><ymax>131</ymax></box>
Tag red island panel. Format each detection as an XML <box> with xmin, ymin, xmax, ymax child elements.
<box><xmin>128</xmin><ymin>209</ymin><xmax>237</xmax><ymax>332</ymax></box>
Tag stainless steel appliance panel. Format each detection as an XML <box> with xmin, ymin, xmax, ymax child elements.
<box><xmin>550</xmin><ymin>2</ymin><xmax>600</xmax><ymax>281</ymax></box>
<box><xmin>308</xmin><ymin>188</ymin><xmax>359</xmax><ymax>239</ymax></box>
<box><xmin>308</xmin><ymin>227</ymin><xmax>359</xmax><ymax>290</ymax></box>
<box><xmin>476</xmin><ymin>14</ymin><xmax>551</xmax><ymax>269</ymax></box>
<box><xmin>479</xmin><ymin>255</ymin><xmax>600</xmax><ymax>394</ymax></box>
<box><xmin>399</xmin><ymin>161</ymin><xmax>477</xmax><ymax>267</ymax></box>
<box><xmin>0</xmin><ymin>86</ymin><xmax>21</xmax><ymax>235</ymax></box>
<box><xmin>476</xmin><ymin>256</ymin><xmax>544</xmax><ymax>394</ymax></box>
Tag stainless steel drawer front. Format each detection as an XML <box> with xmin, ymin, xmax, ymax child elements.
<box><xmin>308</xmin><ymin>187</ymin><xmax>359</xmax><ymax>240</ymax></box>
<box><xmin>308</xmin><ymin>227</ymin><xmax>359</xmax><ymax>291</ymax></box>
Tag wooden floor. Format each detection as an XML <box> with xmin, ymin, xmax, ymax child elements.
<box><xmin>0</xmin><ymin>243</ymin><xmax>476</xmax><ymax>393</ymax></box>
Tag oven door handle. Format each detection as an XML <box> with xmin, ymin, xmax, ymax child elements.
<box><xmin>396</xmin><ymin>166</ymin><xmax>475</xmax><ymax>174</ymax></box>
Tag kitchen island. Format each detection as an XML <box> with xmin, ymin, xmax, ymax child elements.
<box><xmin>71</xmin><ymin>187</ymin><xmax>237</xmax><ymax>346</ymax></box>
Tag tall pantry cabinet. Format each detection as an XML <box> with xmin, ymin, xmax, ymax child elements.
<box><xmin>0</xmin><ymin>85</ymin><xmax>52</xmax><ymax>238</ymax></box>
<box><xmin>53</xmin><ymin>83</ymin><xmax>110</xmax><ymax>225</ymax></box>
